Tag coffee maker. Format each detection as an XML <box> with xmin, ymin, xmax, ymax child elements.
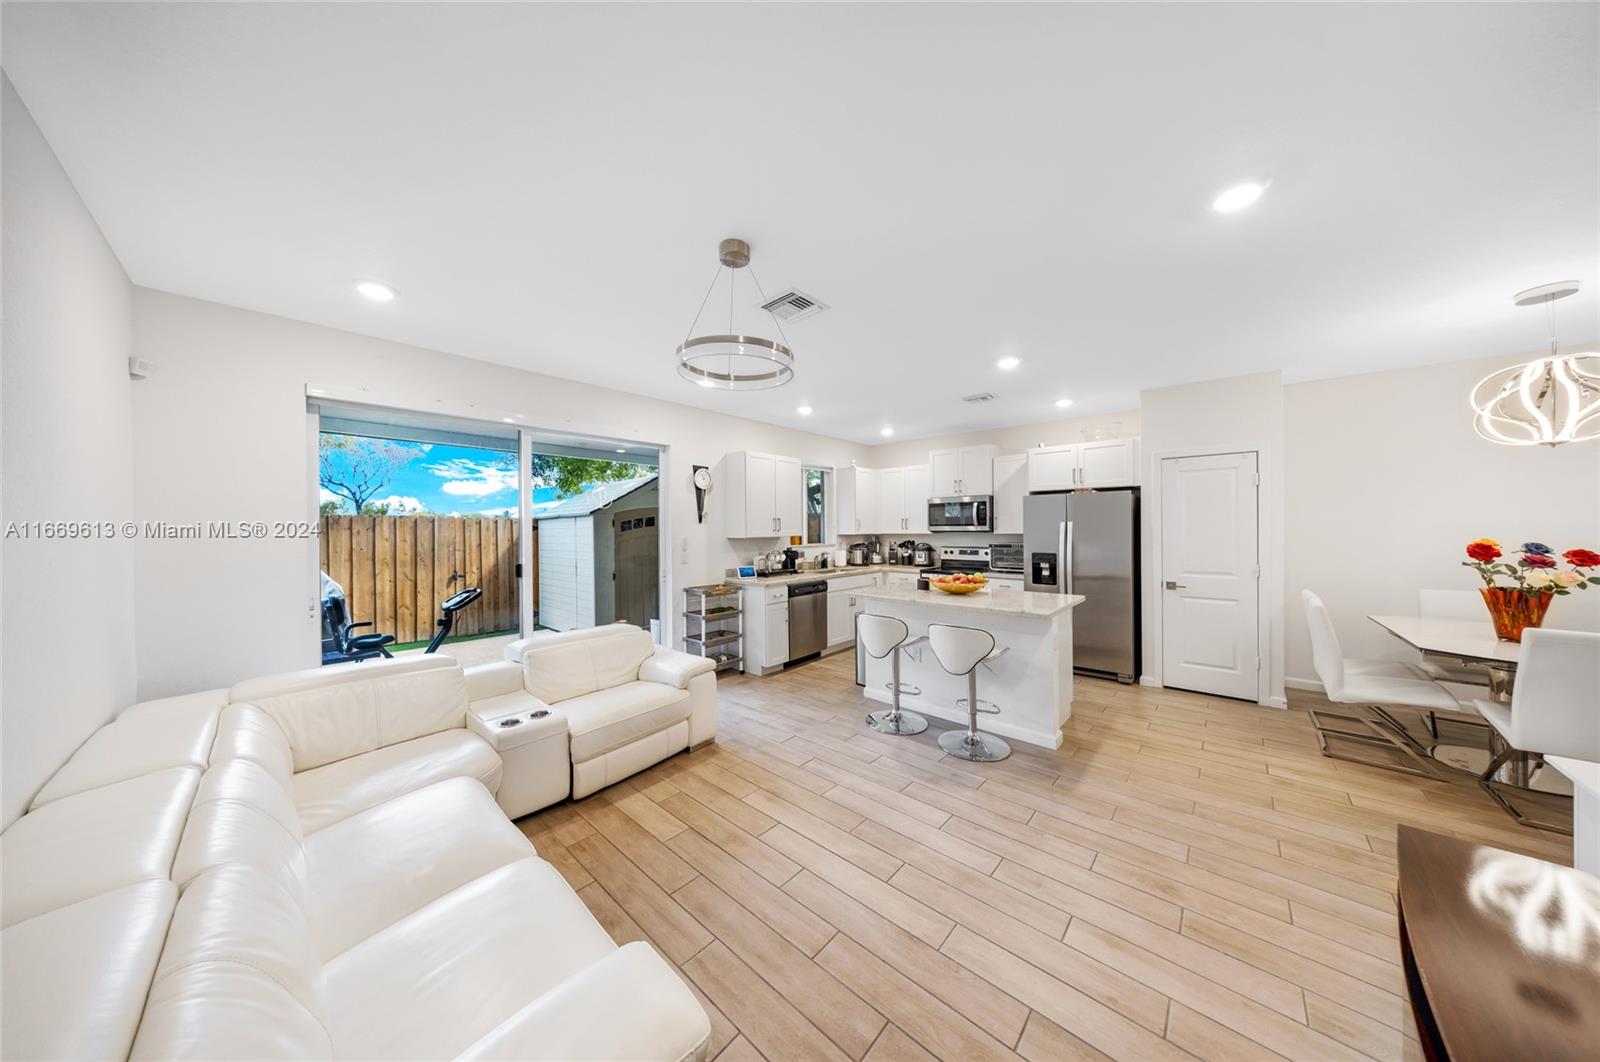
<box><xmin>781</xmin><ymin>547</ymin><xmax>802</xmax><ymax>573</ymax></box>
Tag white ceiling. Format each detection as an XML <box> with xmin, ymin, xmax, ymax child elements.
<box><xmin>5</xmin><ymin>2</ymin><xmax>1596</xmax><ymax>444</ymax></box>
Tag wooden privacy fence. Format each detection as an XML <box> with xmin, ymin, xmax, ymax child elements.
<box><xmin>319</xmin><ymin>515</ymin><xmax>528</xmax><ymax>644</ymax></box>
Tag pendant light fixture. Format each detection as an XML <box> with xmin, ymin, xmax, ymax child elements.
<box><xmin>1471</xmin><ymin>281</ymin><xmax>1600</xmax><ymax>447</ymax></box>
<box><xmin>676</xmin><ymin>238</ymin><xmax>794</xmax><ymax>391</ymax></box>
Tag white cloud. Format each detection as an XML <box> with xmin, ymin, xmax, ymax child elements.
<box><xmin>426</xmin><ymin>457</ymin><xmax>518</xmax><ymax>498</ymax></box>
<box><xmin>377</xmin><ymin>495</ymin><xmax>426</xmax><ymax>514</ymax></box>
<box><xmin>319</xmin><ymin>488</ymin><xmax>343</xmax><ymax>506</ymax></box>
<box><xmin>477</xmin><ymin>506</ymin><xmax>517</xmax><ymax>517</ymax></box>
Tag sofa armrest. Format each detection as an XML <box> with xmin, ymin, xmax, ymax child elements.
<box><xmin>465</xmin><ymin>660</ymin><xmax>525</xmax><ymax>701</ymax></box>
<box><xmin>457</xmin><ymin>942</ymin><xmax>711</xmax><ymax>1062</ymax></box>
<box><xmin>639</xmin><ymin>648</ymin><xmax>717</xmax><ymax>690</ymax></box>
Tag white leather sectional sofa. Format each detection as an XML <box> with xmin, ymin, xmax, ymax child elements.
<box><xmin>0</xmin><ymin>624</ymin><xmax>717</xmax><ymax>1061</ymax></box>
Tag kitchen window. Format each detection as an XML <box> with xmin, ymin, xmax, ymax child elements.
<box><xmin>803</xmin><ymin>467</ymin><xmax>828</xmax><ymax>545</ymax></box>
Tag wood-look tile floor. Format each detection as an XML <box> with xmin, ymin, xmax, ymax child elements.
<box><xmin>515</xmin><ymin>650</ymin><xmax>1572</xmax><ymax>1062</ymax></box>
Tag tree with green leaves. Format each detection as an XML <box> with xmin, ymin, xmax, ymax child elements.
<box><xmin>319</xmin><ymin>433</ymin><xmax>425</xmax><ymax>513</ymax></box>
<box><xmin>526</xmin><ymin>454</ymin><xmax>652</xmax><ymax>498</ymax></box>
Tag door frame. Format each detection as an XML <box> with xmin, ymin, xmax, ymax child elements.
<box><xmin>1145</xmin><ymin>442</ymin><xmax>1283</xmax><ymax>708</ymax></box>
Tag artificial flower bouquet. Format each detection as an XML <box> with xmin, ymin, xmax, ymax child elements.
<box><xmin>1462</xmin><ymin>539</ymin><xmax>1599</xmax><ymax>640</ymax></box>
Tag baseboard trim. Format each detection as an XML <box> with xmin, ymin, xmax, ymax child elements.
<box><xmin>1285</xmin><ymin>676</ymin><xmax>1324</xmax><ymax>693</ymax></box>
<box><xmin>1138</xmin><ymin>676</ymin><xmax>1163</xmax><ymax>690</ymax></box>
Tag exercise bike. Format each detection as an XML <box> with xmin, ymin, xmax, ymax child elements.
<box><xmin>320</xmin><ymin>572</ymin><xmax>482</xmax><ymax>665</ymax></box>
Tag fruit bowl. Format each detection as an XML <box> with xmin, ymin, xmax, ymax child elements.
<box><xmin>928</xmin><ymin>575</ymin><xmax>986</xmax><ymax>595</ymax></box>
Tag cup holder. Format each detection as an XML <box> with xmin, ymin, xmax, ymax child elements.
<box><xmin>497</xmin><ymin>717</ymin><xmax>523</xmax><ymax>728</ymax></box>
<box><xmin>530</xmin><ymin>709</ymin><xmax>550</xmax><ymax>719</ymax></box>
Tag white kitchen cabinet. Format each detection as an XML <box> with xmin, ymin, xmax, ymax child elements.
<box><xmin>875</xmin><ymin>467</ymin><xmax>905</xmax><ymax>534</ymax></box>
<box><xmin>929</xmin><ymin>448</ymin><xmax>959</xmax><ymax>497</ymax></box>
<box><xmin>826</xmin><ymin>590</ymin><xmax>852</xmax><ymax>647</ymax></box>
<box><xmin>836</xmin><ymin>466</ymin><xmax>877</xmax><ymax>535</ymax></box>
<box><xmin>763</xmin><ymin>600</ymin><xmax>789</xmax><ymax>667</ymax></box>
<box><xmin>928</xmin><ymin>445</ymin><xmax>994</xmax><ymax>496</ymax></box>
<box><xmin>992</xmin><ymin>453</ymin><xmax>1027</xmax><ymax>534</ymax></box>
<box><xmin>872</xmin><ymin>465</ymin><xmax>930</xmax><ymax>534</ymax></box>
<box><xmin>903</xmin><ymin>464</ymin><xmax>930</xmax><ymax>533</ymax></box>
<box><xmin>1077</xmin><ymin>438</ymin><xmax>1139</xmax><ymax>488</ymax></box>
<box><xmin>1027</xmin><ymin>444</ymin><xmax>1079</xmax><ymax>492</ymax></box>
<box><xmin>723</xmin><ymin>450</ymin><xmax>803</xmax><ymax>538</ymax></box>
<box><xmin>1026</xmin><ymin>438</ymin><xmax>1140</xmax><ymax>491</ymax></box>
<box><xmin>775</xmin><ymin>455</ymin><xmax>803</xmax><ymax>536</ymax></box>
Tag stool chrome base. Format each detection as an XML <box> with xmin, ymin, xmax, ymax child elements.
<box><xmin>939</xmin><ymin>728</ymin><xmax>1011</xmax><ymax>762</ymax></box>
<box><xmin>868</xmin><ymin>708</ymin><xmax>929</xmax><ymax>736</ymax></box>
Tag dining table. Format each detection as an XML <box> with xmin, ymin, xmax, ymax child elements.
<box><xmin>1367</xmin><ymin>614</ymin><xmax>1522</xmax><ymax>699</ymax></box>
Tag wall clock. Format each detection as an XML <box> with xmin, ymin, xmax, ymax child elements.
<box><xmin>692</xmin><ymin>465</ymin><xmax>711</xmax><ymax>524</ymax></box>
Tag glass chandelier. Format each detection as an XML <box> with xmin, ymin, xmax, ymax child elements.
<box><xmin>676</xmin><ymin>238</ymin><xmax>794</xmax><ymax>391</ymax></box>
<box><xmin>1471</xmin><ymin>281</ymin><xmax>1600</xmax><ymax>447</ymax></box>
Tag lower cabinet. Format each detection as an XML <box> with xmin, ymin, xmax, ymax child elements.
<box><xmin>827</xmin><ymin>592</ymin><xmax>853</xmax><ymax>648</ymax></box>
<box><xmin>763</xmin><ymin>600</ymin><xmax>789</xmax><ymax>667</ymax></box>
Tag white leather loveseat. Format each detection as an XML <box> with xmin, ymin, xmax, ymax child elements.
<box><xmin>470</xmin><ymin>623</ymin><xmax>719</xmax><ymax>801</ymax></box>
<box><xmin>0</xmin><ymin>650</ymin><xmax>712</xmax><ymax>1061</ymax></box>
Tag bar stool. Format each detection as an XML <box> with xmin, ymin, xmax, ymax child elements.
<box><xmin>1471</xmin><ymin>628</ymin><xmax>1600</xmax><ymax>834</ymax></box>
<box><xmin>927</xmin><ymin>623</ymin><xmax>1010</xmax><ymax>762</ymax></box>
<box><xmin>857</xmin><ymin>614</ymin><xmax>928</xmax><ymax>736</ymax></box>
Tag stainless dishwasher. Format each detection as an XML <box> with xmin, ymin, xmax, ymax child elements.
<box><xmin>786</xmin><ymin>580</ymin><xmax>828</xmax><ymax>663</ymax></box>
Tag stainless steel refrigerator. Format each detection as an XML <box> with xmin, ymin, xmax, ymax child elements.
<box><xmin>1023</xmin><ymin>488</ymin><xmax>1140</xmax><ymax>682</ymax></box>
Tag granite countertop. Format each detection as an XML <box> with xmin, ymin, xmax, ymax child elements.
<box><xmin>855</xmin><ymin>585</ymin><xmax>1085</xmax><ymax>618</ymax></box>
<box><xmin>728</xmin><ymin>564</ymin><xmax>923</xmax><ymax>587</ymax></box>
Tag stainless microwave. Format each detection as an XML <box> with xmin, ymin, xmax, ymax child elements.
<box><xmin>927</xmin><ymin>496</ymin><xmax>992</xmax><ymax>532</ymax></box>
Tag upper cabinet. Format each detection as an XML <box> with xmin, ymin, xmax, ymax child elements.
<box><xmin>992</xmin><ymin>453</ymin><xmax>1027</xmax><ymax>534</ymax></box>
<box><xmin>724</xmin><ymin>450</ymin><xmax>804</xmax><ymax>538</ymax></box>
<box><xmin>1027</xmin><ymin>438</ymin><xmax>1140</xmax><ymax>492</ymax></box>
<box><xmin>929</xmin><ymin>444</ymin><xmax>994</xmax><ymax>496</ymax></box>
<box><xmin>836</xmin><ymin>466</ymin><xmax>876</xmax><ymax>536</ymax></box>
<box><xmin>869</xmin><ymin>464</ymin><xmax>929</xmax><ymax>534</ymax></box>
<box><xmin>1077</xmin><ymin>438</ymin><xmax>1138</xmax><ymax>488</ymax></box>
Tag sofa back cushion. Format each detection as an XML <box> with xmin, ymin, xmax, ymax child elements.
<box><xmin>131</xmin><ymin>864</ymin><xmax>331</xmax><ymax>1060</ymax></box>
<box><xmin>229</xmin><ymin>656</ymin><xmax>469</xmax><ymax>772</ymax></box>
<box><xmin>173</xmin><ymin>758</ymin><xmax>308</xmax><ymax>912</ymax></box>
<box><xmin>520</xmin><ymin>625</ymin><xmax>654</xmax><ymax>704</ymax></box>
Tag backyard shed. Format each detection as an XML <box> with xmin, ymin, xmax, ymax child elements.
<box><xmin>536</xmin><ymin>475</ymin><xmax>660</xmax><ymax>631</ymax></box>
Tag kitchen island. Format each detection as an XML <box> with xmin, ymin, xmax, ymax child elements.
<box><xmin>856</xmin><ymin>585</ymin><xmax>1085</xmax><ymax>750</ymax></box>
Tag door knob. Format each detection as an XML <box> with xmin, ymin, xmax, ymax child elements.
<box><xmin>1165</xmin><ymin>581</ymin><xmax>1187</xmax><ymax>590</ymax></box>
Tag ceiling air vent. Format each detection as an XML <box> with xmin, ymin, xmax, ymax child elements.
<box><xmin>760</xmin><ymin>289</ymin><xmax>828</xmax><ymax>323</ymax></box>
<box><xmin>962</xmin><ymin>392</ymin><xmax>999</xmax><ymax>404</ymax></box>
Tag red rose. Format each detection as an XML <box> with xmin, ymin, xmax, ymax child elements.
<box><xmin>1563</xmin><ymin>548</ymin><xmax>1600</xmax><ymax>568</ymax></box>
<box><xmin>1466</xmin><ymin>542</ymin><xmax>1501</xmax><ymax>563</ymax></box>
<box><xmin>1522</xmin><ymin>552</ymin><xmax>1557</xmax><ymax>568</ymax></box>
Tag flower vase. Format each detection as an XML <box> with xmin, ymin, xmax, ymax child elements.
<box><xmin>1480</xmin><ymin>587</ymin><xmax>1554</xmax><ymax>642</ymax></box>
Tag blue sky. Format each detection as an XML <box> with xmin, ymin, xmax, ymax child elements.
<box><xmin>319</xmin><ymin>442</ymin><xmax>558</xmax><ymax>516</ymax></box>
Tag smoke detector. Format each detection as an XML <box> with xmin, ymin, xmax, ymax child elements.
<box><xmin>759</xmin><ymin>289</ymin><xmax>828</xmax><ymax>323</ymax></box>
<box><xmin>962</xmin><ymin>392</ymin><xmax>999</xmax><ymax>404</ymax></box>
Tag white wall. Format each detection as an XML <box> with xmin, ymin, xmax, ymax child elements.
<box><xmin>1284</xmin><ymin>353</ymin><xmax>1600</xmax><ymax>685</ymax></box>
<box><xmin>1140</xmin><ymin>371</ymin><xmax>1287</xmax><ymax>704</ymax></box>
<box><xmin>1</xmin><ymin>77</ymin><xmax>137</xmax><ymax>825</ymax></box>
<box><xmin>130</xmin><ymin>289</ymin><xmax>869</xmax><ymax>697</ymax></box>
<box><xmin>865</xmin><ymin>409</ymin><xmax>1141</xmax><ymax>469</ymax></box>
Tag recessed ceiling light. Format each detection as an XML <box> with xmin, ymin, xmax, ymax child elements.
<box><xmin>880</xmin><ymin>426</ymin><xmax>894</xmax><ymax>437</ymax></box>
<box><xmin>996</xmin><ymin>356</ymin><xmax>1021</xmax><ymax>371</ymax></box>
<box><xmin>355</xmin><ymin>280</ymin><xmax>397</xmax><ymax>303</ymax></box>
<box><xmin>796</xmin><ymin>405</ymin><xmax>814</xmax><ymax>416</ymax></box>
<box><xmin>1212</xmin><ymin>181</ymin><xmax>1267</xmax><ymax>214</ymax></box>
<box><xmin>1054</xmin><ymin>398</ymin><xmax>1073</xmax><ymax>409</ymax></box>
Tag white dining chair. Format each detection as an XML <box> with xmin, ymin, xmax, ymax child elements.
<box><xmin>926</xmin><ymin>623</ymin><xmax>1011</xmax><ymax>762</ymax></box>
<box><xmin>1416</xmin><ymin>589</ymin><xmax>1493</xmax><ymax>686</ymax></box>
<box><xmin>1302</xmin><ymin>590</ymin><xmax>1463</xmax><ymax>777</ymax></box>
<box><xmin>1472</xmin><ymin>628</ymin><xmax>1600</xmax><ymax>834</ymax></box>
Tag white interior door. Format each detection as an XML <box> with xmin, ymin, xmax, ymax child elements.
<box><xmin>1160</xmin><ymin>452</ymin><xmax>1259</xmax><ymax>700</ymax></box>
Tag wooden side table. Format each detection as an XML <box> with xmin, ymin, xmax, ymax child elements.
<box><xmin>1397</xmin><ymin>826</ymin><xmax>1600</xmax><ymax>1060</ymax></box>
